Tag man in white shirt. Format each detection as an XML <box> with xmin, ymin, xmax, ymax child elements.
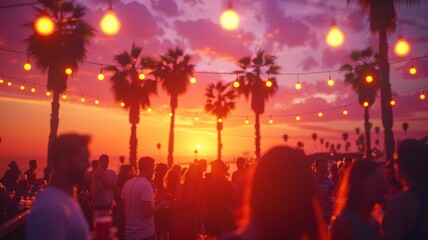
<box><xmin>121</xmin><ymin>157</ymin><xmax>169</xmax><ymax>240</ymax></box>
<box><xmin>26</xmin><ymin>134</ymin><xmax>91</xmax><ymax>240</ymax></box>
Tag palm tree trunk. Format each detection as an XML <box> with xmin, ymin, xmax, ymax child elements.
<box><xmin>45</xmin><ymin>90</ymin><xmax>60</xmax><ymax>180</ymax></box>
<box><xmin>167</xmin><ymin>107</ymin><xmax>176</xmax><ymax>168</ymax></box>
<box><xmin>379</xmin><ymin>28</ymin><xmax>395</xmax><ymax>160</ymax></box>
<box><xmin>129</xmin><ymin>123</ymin><xmax>137</xmax><ymax>169</ymax></box>
<box><xmin>217</xmin><ymin>121</ymin><xmax>223</xmax><ymax>161</ymax></box>
<box><xmin>364</xmin><ymin>107</ymin><xmax>372</xmax><ymax>158</ymax></box>
<box><xmin>255</xmin><ymin>112</ymin><xmax>261</xmax><ymax>160</ymax></box>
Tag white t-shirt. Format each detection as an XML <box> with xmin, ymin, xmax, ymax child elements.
<box><xmin>121</xmin><ymin>177</ymin><xmax>155</xmax><ymax>240</ymax></box>
<box><xmin>26</xmin><ymin>186</ymin><xmax>90</xmax><ymax>240</ymax></box>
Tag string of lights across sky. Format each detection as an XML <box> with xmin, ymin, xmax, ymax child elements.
<box><xmin>0</xmin><ymin>46</ymin><xmax>426</xmax><ymax>124</ymax></box>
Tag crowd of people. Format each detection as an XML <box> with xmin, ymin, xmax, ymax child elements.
<box><xmin>1</xmin><ymin>134</ymin><xmax>428</xmax><ymax>240</ymax></box>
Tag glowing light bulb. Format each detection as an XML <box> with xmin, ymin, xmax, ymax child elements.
<box><xmin>46</xmin><ymin>91</ymin><xmax>51</xmax><ymax>96</ymax></box>
<box><xmin>327</xmin><ymin>78</ymin><xmax>334</xmax><ymax>86</ymax></box>
<box><xmin>7</xmin><ymin>82</ymin><xmax>12</xmax><ymax>86</ymax></box>
<box><xmin>218</xmin><ymin>118</ymin><xmax>223</xmax><ymax>123</ymax></box>
<box><xmin>0</xmin><ymin>79</ymin><xmax>3</xmax><ymax>84</ymax></box>
<box><xmin>31</xmin><ymin>87</ymin><xmax>36</xmax><ymax>93</ymax></box>
<box><xmin>65</xmin><ymin>68</ymin><xmax>72</xmax><ymax>75</ymax></box>
<box><xmin>296</xmin><ymin>116</ymin><xmax>301</xmax><ymax>121</ymax></box>
<box><xmin>100</xmin><ymin>9</ymin><xmax>120</xmax><ymax>35</ymax></box>
<box><xmin>147</xmin><ymin>108</ymin><xmax>152</xmax><ymax>113</ymax></box>
<box><xmin>97</xmin><ymin>73</ymin><xmax>105</xmax><ymax>81</ymax></box>
<box><xmin>266</xmin><ymin>80</ymin><xmax>273</xmax><ymax>87</ymax></box>
<box><xmin>169</xmin><ymin>112</ymin><xmax>173</xmax><ymax>117</ymax></box>
<box><xmin>268</xmin><ymin>119</ymin><xmax>273</xmax><ymax>124</ymax></box>
<box><xmin>326</xmin><ymin>24</ymin><xmax>344</xmax><ymax>47</ymax></box>
<box><xmin>390</xmin><ymin>99</ymin><xmax>396</xmax><ymax>106</ymax></box>
<box><xmin>95</xmin><ymin>99</ymin><xmax>100</xmax><ymax>105</ymax></box>
<box><xmin>220</xmin><ymin>8</ymin><xmax>239</xmax><ymax>31</ymax></box>
<box><xmin>20</xmin><ymin>85</ymin><xmax>25</xmax><ymax>90</ymax></box>
<box><xmin>419</xmin><ymin>93</ymin><xmax>426</xmax><ymax>100</ymax></box>
<box><xmin>366</xmin><ymin>75</ymin><xmax>373</xmax><ymax>83</ymax></box>
<box><xmin>80</xmin><ymin>97</ymin><xmax>86</xmax><ymax>103</ymax></box>
<box><xmin>120</xmin><ymin>102</ymin><xmax>125</xmax><ymax>107</ymax></box>
<box><xmin>295</xmin><ymin>82</ymin><xmax>302</xmax><ymax>90</ymax></box>
<box><xmin>394</xmin><ymin>37</ymin><xmax>410</xmax><ymax>57</ymax></box>
<box><xmin>62</xmin><ymin>94</ymin><xmax>67</xmax><ymax>100</ymax></box>
<box><xmin>24</xmin><ymin>62</ymin><xmax>31</xmax><ymax>71</ymax></box>
<box><xmin>343</xmin><ymin>109</ymin><xmax>348</xmax><ymax>115</ymax></box>
<box><xmin>189</xmin><ymin>76</ymin><xmax>196</xmax><ymax>84</ymax></box>
<box><xmin>139</xmin><ymin>73</ymin><xmax>145</xmax><ymax>80</ymax></box>
<box><xmin>409</xmin><ymin>66</ymin><xmax>416</xmax><ymax>75</ymax></box>
<box><xmin>194</xmin><ymin>114</ymin><xmax>199</xmax><ymax>121</ymax></box>
<box><xmin>34</xmin><ymin>16</ymin><xmax>55</xmax><ymax>36</ymax></box>
<box><xmin>318</xmin><ymin>112</ymin><xmax>323</xmax><ymax>117</ymax></box>
<box><xmin>233</xmin><ymin>81</ymin><xmax>240</xmax><ymax>88</ymax></box>
<box><xmin>245</xmin><ymin>118</ymin><xmax>249</xmax><ymax>124</ymax></box>
<box><xmin>363</xmin><ymin>101</ymin><xmax>369</xmax><ymax>107</ymax></box>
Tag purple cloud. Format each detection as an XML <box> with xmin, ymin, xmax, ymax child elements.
<box><xmin>299</xmin><ymin>56</ymin><xmax>319</xmax><ymax>71</ymax></box>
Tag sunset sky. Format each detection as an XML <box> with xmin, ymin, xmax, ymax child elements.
<box><xmin>1</xmin><ymin>0</ymin><xmax>427</xmax><ymax>171</ymax></box>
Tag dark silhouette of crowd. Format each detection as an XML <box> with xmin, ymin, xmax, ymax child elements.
<box><xmin>1</xmin><ymin>137</ymin><xmax>428</xmax><ymax>240</ymax></box>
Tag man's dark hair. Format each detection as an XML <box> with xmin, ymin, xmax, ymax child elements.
<box><xmin>138</xmin><ymin>157</ymin><xmax>155</xmax><ymax>172</ymax></box>
<box><xmin>52</xmin><ymin>134</ymin><xmax>90</xmax><ymax>168</ymax></box>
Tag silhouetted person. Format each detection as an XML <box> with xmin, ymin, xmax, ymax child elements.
<box><xmin>121</xmin><ymin>157</ymin><xmax>169</xmax><ymax>240</ymax></box>
<box><xmin>92</xmin><ymin>154</ymin><xmax>116</xmax><ymax>210</ymax></box>
<box><xmin>383</xmin><ymin>160</ymin><xmax>401</xmax><ymax>199</ymax></box>
<box><xmin>26</xmin><ymin>134</ymin><xmax>91</xmax><ymax>240</ymax></box>
<box><xmin>172</xmin><ymin>164</ymin><xmax>203</xmax><ymax>240</ymax></box>
<box><xmin>330</xmin><ymin>160</ymin><xmax>386</xmax><ymax>240</ymax></box>
<box><xmin>314</xmin><ymin>158</ymin><xmax>335</xmax><ymax>225</ymax></box>
<box><xmin>1</xmin><ymin>161</ymin><xmax>21</xmax><ymax>191</ymax></box>
<box><xmin>153</xmin><ymin>163</ymin><xmax>171</xmax><ymax>240</ymax></box>
<box><xmin>383</xmin><ymin>139</ymin><xmax>428</xmax><ymax>240</ymax></box>
<box><xmin>85</xmin><ymin>159</ymin><xmax>99</xmax><ymax>193</ymax></box>
<box><xmin>24</xmin><ymin>159</ymin><xmax>37</xmax><ymax>186</ymax></box>
<box><xmin>114</xmin><ymin>164</ymin><xmax>135</xmax><ymax>240</ymax></box>
<box><xmin>232</xmin><ymin>157</ymin><xmax>248</xmax><ymax>204</ymax></box>
<box><xmin>200</xmin><ymin>160</ymin><xmax>238</xmax><ymax>238</ymax></box>
<box><xmin>224</xmin><ymin>146</ymin><xmax>325</xmax><ymax>240</ymax></box>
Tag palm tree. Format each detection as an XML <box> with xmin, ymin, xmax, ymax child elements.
<box><xmin>355</xmin><ymin>127</ymin><xmax>361</xmax><ymax>136</ymax></box>
<box><xmin>311</xmin><ymin>133</ymin><xmax>318</xmax><ymax>150</ymax></box>
<box><xmin>283</xmin><ymin>134</ymin><xmax>289</xmax><ymax>143</ymax></box>
<box><xmin>154</xmin><ymin>48</ymin><xmax>194</xmax><ymax>168</ymax></box>
<box><xmin>320</xmin><ymin>138</ymin><xmax>324</xmax><ymax>146</ymax></box>
<box><xmin>25</xmin><ymin>0</ymin><xmax>94</xmax><ymax>177</ymax></box>
<box><xmin>297</xmin><ymin>141</ymin><xmax>304</xmax><ymax>150</ymax></box>
<box><xmin>347</xmin><ymin>0</ymin><xmax>419</xmax><ymax>160</ymax></box>
<box><xmin>105</xmin><ymin>43</ymin><xmax>157</xmax><ymax>168</ymax></box>
<box><xmin>402</xmin><ymin>122</ymin><xmax>409</xmax><ymax>138</ymax></box>
<box><xmin>342</xmin><ymin>47</ymin><xmax>380</xmax><ymax>158</ymax></box>
<box><xmin>204</xmin><ymin>81</ymin><xmax>237</xmax><ymax>160</ymax></box>
<box><xmin>342</xmin><ymin>132</ymin><xmax>349</xmax><ymax>151</ymax></box>
<box><xmin>235</xmin><ymin>49</ymin><xmax>280</xmax><ymax>159</ymax></box>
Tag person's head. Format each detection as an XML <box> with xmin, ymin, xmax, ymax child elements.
<box><xmin>211</xmin><ymin>159</ymin><xmax>227</xmax><ymax>177</ymax></box>
<box><xmin>250</xmin><ymin>146</ymin><xmax>324</xmax><ymax>240</ymax></box>
<box><xmin>184</xmin><ymin>164</ymin><xmax>203</xmax><ymax>183</ymax></box>
<box><xmin>99</xmin><ymin>154</ymin><xmax>109</xmax><ymax>169</ymax></box>
<box><xmin>119</xmin><ymin>164</ymin><xmax>134</xmax><ymax>180</ymax></box>
<box><xmin>333</xmin><ymin>160</ymin><xmax>386</xmax><ymax>218</ymax></box>
<box><xmin>90</xmin><ymin>159</ymin><xmax>99</xmax><ymax>170</ymax></box>
<box><xmin>119</xmin><ymin>155</ymin><xmax>125</xmax><ymax>164</ymax></box>
<box><xmin>138</xmin><ymin>157</ymin><xmax>155</xmax><ymax>178</ymax></box>
<box><xmin>396</xmin><ymin>139</ymin><xmax>428</xmax><ymax>187</ymax></box>
<box><xmin>314</xmin><ymin>158</ymin><xmax>329</xmax><ymax>177</ymax></box>
<box><xmin>29</xmin><ymin>160</ymin><xmax>37</xmax><ymax>170</ymax></box>
<box><xmin>51</xmin><ymin>134</ymin><xmax>90</xmax><ymax>185</ymax></box>
<box><xmin>236</xmin><ymin>157</ymin><xmax>245</xmax><ymax>170</ymax></box>
<box><xmin>171</xmin><ymin>164</ymin><xmax>182</xmax><ymax>176</ymax></box>
<box><xmin>197</xmin><ymin>159</ymin><xmax>207</xmax><ymax>172</ymax></box>
<box><xmin>8</xmin><ymin>161</ymin><xmax>19</xmax><ymax>170</ymax></box>
<box><xmin>154</xmin><ymin>163</ymin><xmax>168</xmax><ymax>180</ymax></box>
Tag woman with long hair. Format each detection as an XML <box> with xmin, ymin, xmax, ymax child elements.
<box><xmin>330</xmin><ymin>160</ymin><xmax>387</xmax><ymax>240</ymax></box>
<box><xmin>225</xmin><ymin>146</ymin><xmax>326</xmax><ymax>240</ymax></box>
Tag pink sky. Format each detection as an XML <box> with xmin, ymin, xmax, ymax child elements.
<box><xmin>0</xmin><ymin>0</ymin><xmax>427</xmax><ymax>168</ymax></box>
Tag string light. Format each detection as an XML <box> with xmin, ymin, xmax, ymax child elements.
<box><xmin>420</xmin><ymin>92</ymin><xmax>426</xmax><ymax>100</ymax></box>
<box><xmin>139</xmin><ymin>73</ymin><xmax>145</xmax><ymax>80</ymax></box>
<box><xmin>20</xmin><ymin>85</ymin><xmax>25</xmax><ymax>90</ymax></box>
<box><xmin>326</xmin><ymin>23</ymin><xmax>344</xmax><ymax>47</ymax></box>
<box><xmin>366</xmin><ymin>75</ymin><xmax>373</xmax><ymax>83</ymax></box>
<box><xmin>80</xmin><ymin>97</ymin><xmax>86</xmax><ymax>103</ymax></box>
<box><xmin>62</xmin><ymin>94</ymin><xmax>67</xmax><ymax>100</ymax></box>
<box><xmin>34</xmin><ymin>16</ymin><xmax>55</xmax><ymax>36</ymax></box>
<box><xmin>169</xmin><ymin>112</ymin><xmax>173</xmax><ymax>117</ymax></box>
<box><xmin>327</xmin><ymin>71</ymin><xmax>334</xmax><ymax>86</ymax></box>
<box><xmin>120</xmin><ymin>102</ymin><xmax>125</xmax><ymax>107</ymax></box>
<box><xmin>24</xmin><ymin>58</ymin><xmax>31</xmax><ymax>71</ymax></box>
<box><xmin>194</xmin><ymin>113</ymin><xmax>199</xmax><ymax>121</ymax></box>
<box><xmin>318</xmin><ymin>112</ymin><xmax>324</xmax><ymax>117</ymax></box>
<box><xmin>147</xmin><ymin>108</ymin><xmax>152</xmax><ymax>113</ymax></box>
<box><xmin>220</xmin><ymin>1</ymin><xmax>239</xmax><ymax>31</ymax></box>
<box><xmin>296</xmin><ymin>116</ymin><xmax>301</xmax><ymax>121</ymax></box>
<box><xmin>30</xmin><ymin>87</ymin><xmax>36</xmax><ymax>93</ymax></box>
<box><xmin>409</xmin><ymin>60</ymin><xmax>417</xmax><ymax>75</ymax></box>
<box><xmin>7</xmin><ymin>81</ymin><xmax>12</xmax><ymax>86</ymax></box>
<box><xmin>95</xmin><ymin>99</ymin><xmax>100</xmax><ymax>105</ymax></box>
<box><xmin>189</xmin><ymin>75</ymin><xmax>196</xmax><ymax>84</ymax></box>
<box><xmin>46</xmin><ymin>91</ymin><xmax>51</xmax><ymax>96</ymax></box>
<box><xmin>390</xmin><ymin>99</ymin><xmax>396</xmax><ymax>106</ymax></box>
<box><xmin>218</xmin><ymin>118</ymin><xmax>223</xmax><ymax>123</ymax></box>
<box><xmin>65</xmin><ymin>68</ymin><xmax>72</xmax><ymax>75</ymax></box>
<box><xmin>233</xmin><ymin>74</ymin><xmax>240</xmax><ymax>88</ymax></box>
<box><xmin>268</xmin><ymin>115</ymin><xmax>273</xmax><ymax>124</ymax></box>
<box><xmin>97</xmin><ymin>65</ymin><xmax>104</xmax><ymax>81</ymax></box>
<box><xmin>244</xmin><ymin>116</ymin><xmax>249</xmax><ymax>124</ymax></box>
<box><xmin>295</xmin><ymin>75</ymin><xmax>302</xmax><ymax>90</ymax></box>
<box><xmin>266</xmin><ymin>79</ymin><xmax>273</xmax><ymax>88</ymax></box>
<box><xmin>394</xmin><ymin>36</ymin><xmax>410</xmax><ymax>57</ymax></box>
<box><xmin>100</xmin><ymin>9</ymin><xmax>120</xmax><ymax>36</ymax></box>
<box><xmin>363</xmin><ymin>101</ymin><xmax>369</xmax><ymax>107</ymax></box>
